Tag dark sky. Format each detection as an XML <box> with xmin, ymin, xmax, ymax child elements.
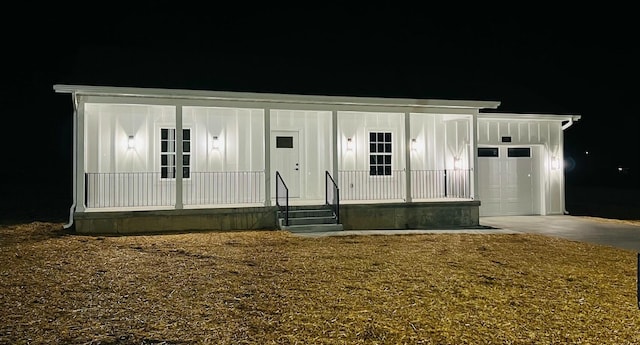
<box><xmin>2</xmin><ymin>4</ymin><xmax>638</xmax><ymax>221</ymax></box>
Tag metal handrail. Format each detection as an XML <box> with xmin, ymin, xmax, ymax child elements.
<box><xmin>275</xmin><ymin>171</ymin><xmax>289</xmax><ymax>226</ymax></box>
<box><xmin>325</xmin><ymin>171</ymin><xmax>340</xmax><ymax>224</ymax></box>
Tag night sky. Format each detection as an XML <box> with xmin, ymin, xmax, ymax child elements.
<box><xmin>2</xmin><ymin>5</ymin><xmax>638</xmax><ymax>222</ymax></box>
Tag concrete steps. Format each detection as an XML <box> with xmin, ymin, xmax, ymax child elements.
<box><xmin>278</xmin><ymin>205</ymin><xmax>343</xmax><ymax>233</ymax></box>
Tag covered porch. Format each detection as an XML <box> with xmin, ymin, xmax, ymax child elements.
<box><xmin>54</xmin><ymin>84</ymin><xmax>500</xmax><ymax>233</ymax></box>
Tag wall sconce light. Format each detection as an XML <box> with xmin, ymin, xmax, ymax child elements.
<box><xmin>551</xmin><ymin>157</ymin><xmax>559</xmax><ymax>170</ymax></box>
<box><xmin>212</xmin><ymin>136</ymin><xmax>220</xmax><ymax>150</ymax></box>
<box><xmin>454</xmin><ymin>157</ymin><xmax>462</xmax><ymax>170</ymax></box>
<box><xmin>128</xmin><ymin>135</ymin><xmax>135</xmax><ymax>149</ymax></box>
<box><xmin>346</xmin><ymin>137</ymin><xmax>353</xmax><ymax>151</ymax></box>
<box><xmin>411</xmin><ymin>139</ymin><xmax>417</xmax><ymax>151</ymax></box>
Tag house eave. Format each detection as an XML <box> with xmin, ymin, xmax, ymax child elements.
<box><xmin>53</xmin><ymin>84</ymin><xmax>501</xmax><ymax>110</ymax></box>
<box><xmin>479</xmin><ymin>112</ymin><xmax>582</xmax><ymax>122</ymax></box>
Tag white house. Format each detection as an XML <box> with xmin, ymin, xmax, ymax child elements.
<box><xmin>53</xmin><ymin>84</ymin><xmax>580</xmax><ymax>234</ymax></box>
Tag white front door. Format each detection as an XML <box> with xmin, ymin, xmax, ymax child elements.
<box><xmin>272</xmin><ymin>131</ymin><xmax>300</xmax><ymax>198</ymax></box>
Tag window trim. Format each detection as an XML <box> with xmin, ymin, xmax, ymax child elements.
<box><xmin>507</xmin><ymin>147</ymin><xmax>531</xmax><ymax>158</ymax></box>
<box><xmin>160</xmin><ymin>127</ymin><xmax>191</xmax><ymax>179</ymax></box>
<box><xmin>368</xmin><ymin>131</ymin><xmax>393</xmax><ymax>177</ymax></box>
<box><xmin>478</xmin><ymin>147</ymin><xmax>499</xmax><ymax>158</ymax></box>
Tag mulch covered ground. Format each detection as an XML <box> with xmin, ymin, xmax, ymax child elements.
<box><xmin>1</xmin><ymin>222</ymin><xmax>639</xmax><ymax>344</ymax></box>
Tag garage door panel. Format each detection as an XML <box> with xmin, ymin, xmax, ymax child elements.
<box><xmin>478</xmin><ymin>153</ymin><xmax>502</xmax><ymax>215</ymax></box>
<box><xmin>479</xmin><ymin>146</ymin><xmax>539</xmax><ymax>216</ymax></box>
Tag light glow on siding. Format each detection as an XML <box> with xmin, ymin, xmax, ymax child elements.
<box><xmin>211</xmin><ymin>135</ymin><xmax>220</xmax><ymax>150</ymax></box>
<box><xmin>346</xmin><ymin>137</ymin><xmax>353</xmax><ymax>151</ymax></box>
<box><xmin>454</xmin><ymin>158</ymin><xmax>462</xmax><ymax>170</ymax></box>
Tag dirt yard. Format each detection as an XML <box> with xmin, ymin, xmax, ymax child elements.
<box><xmin>1</xmin><ymin>222</ymin><xmax>639</xmax><ymax>344</ymax></box>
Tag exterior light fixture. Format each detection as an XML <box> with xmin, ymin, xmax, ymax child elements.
<box><xmin>551</xmin><ymin>157</ymin><xmax>559</xmax><ymax>170</ymax></box>
<box><xmin>346</xmin><ymin>137</ymin><xmax>353</xmax><ymax>151</ymax></box>
<box><xmin>128</xmin><ymin>135</ymin><xmax>135</xmax><ymax>149</ymax></box>
<box><xmin>212</xmin><ymin>136</ymin><xmax>220</xmax><ymax>150</ymax></box>
<box><xmin>411</xmin><ymin>138</ymin><xmax>417</xmax><ymax>151</ymax></box>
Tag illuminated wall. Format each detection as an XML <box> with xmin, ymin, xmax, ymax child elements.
<box><xmin>337</xmin><ymin>111</ymin><xmax>407</xmax><ymax>201</ymax></box>
<box><xmin>270</xmin><ymin>109</ymin><xmax>332</xmax><ymax>200</ymax></box>
<box><xmin>477</xmin><ymin>119</ymin><xmax>565</xmax><ymax>215</ymax></box>
<box><xmin>410</xmin><ymin>113</ymin><xmax>472</xmax><ymax>171</ymax></box>
<box><xmin>84</xmin><ymin>103</ymin><xmax>176</xmax><ymax>173</ymax></box>
<box><xmin>183</xmin><ymin>106</ymin><xmax>264</xmax><ymax>172</ymax></box>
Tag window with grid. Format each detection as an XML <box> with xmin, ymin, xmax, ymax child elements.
<box><xmin>369</xmin><ymin>132</ymin><xmax>392</xmax><ymax>176</ymax></box>
<box><xmin>160</xmin><ymin>128</ymin><xmax>190</xmax><ymax>179</ymax></box>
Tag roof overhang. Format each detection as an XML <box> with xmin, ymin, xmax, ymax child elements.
<box><xmin>479</xmin><ymin>112</ymin><xmax>581</xmax><ymax>122</ymax></box>
<box><xmin>53</xmin><ymin>84</ymin><xmax>501</xmax><ymax>110</ymax></box>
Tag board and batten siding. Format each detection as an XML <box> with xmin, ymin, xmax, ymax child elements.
<box><xmin>85</xmin><ymin>103</ymin><xmax>176</xmax><ymax>173</ymax></box>
<box><xmin>477</xmin><ymin>119</ymin><xmax>565</xmax><ymax>215</ymax></box>
<box><xmin>270</xmin><ymin>109</ymin><xmax>333</xmax><ymax>200</ymax></box>
<box><xmin>410</xmin><ymin>113</ymin><xmax>472</xmax><ymax>171</ymax></box>
<box><xmin>183</xmin><ymin>106</ymin><xmax>265</xmax><ymax>173</ymax></box>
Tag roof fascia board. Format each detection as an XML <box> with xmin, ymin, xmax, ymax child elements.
<box><xmin>54</xmin><ymin>84</ymin><xmax>501</xmax><ymax>110</ymax></box>
<box><xmin>80</xmin><ymin>95</ymin><xmax>484</xmax><ymax>114</ymax></box>
<box><xmin>479</xmin><ymin>112</ymin><xmax>582</xmax><ymax>122</ymax></box>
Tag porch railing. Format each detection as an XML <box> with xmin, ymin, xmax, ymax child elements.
<box><xmin>275</xmin><ymin>171</ymin><xmax>289</xmax><ymax>226</ymax></box>
<box><xmin>336</xmin><ymin>169</ymin><xmax>471</xmax><ymax>202</ymax></box>
<box><xmin>338</xmin><ymin>170</ymin><xmax>406</xmax><ymax>201</ymax></box>
<box><xmin>85</xmin><ymin>171</ymin><xmax>265</xmax><ymax>208</ymax></box>
<box><xmin>411</xmin><ymin>169</ymin><xmax>471</xmax><ymax>199</ymax></box>
<box><xmin>183</xmin><ymin>171</ymin><xmax>264</xmax><ymax>205</ymax></box>
<box><xmin>85</xmin><ymin>172</ymin><xmax>174</xmax><ymax>208</ymax></box>
<box><xmin>325</xmin><ymin>171</ymin><xmax>340</xmax><ymax>223</ymax></box>
<box><xmin>85</xmin><ymin>169</ymin><xmax>472</xmax><ymax>209</ymax></box>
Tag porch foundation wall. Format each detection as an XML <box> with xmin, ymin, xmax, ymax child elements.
<box><xmin>73</xmin><ymin>201</ymin><xmax>480</xmax><ymax>234</ymax></box>
<box><xmin>74</xmin><ymin>206</ymin><xmax>279</xmax><ymax>235</ymax></box>
<box><xmin>340</xmin><ymin>201</ymin><xmax>480</xmax><ymax>230</ymax></box>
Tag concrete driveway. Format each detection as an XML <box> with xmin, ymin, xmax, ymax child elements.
<box><xmin>480</xmin><ymin>215</ymin><xmax>640</xmax><ymax>252</ymax></box>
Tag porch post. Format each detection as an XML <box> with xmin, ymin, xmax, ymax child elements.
<box><xmin>471</xmin><ymin>111</ymin><xmax>478</xmax><ymax>200</ymax></box>
<box><xmin>559</xmin><ymin>124</ymin><xmax>566</xmax><ymax>214</ymax></box>
<box><xmin>264</xmin><ymin>108</ymin><xmax>271</xmax><ymax>206</ymax></box>
<box><xmin>332</xmin><ymin>110</ymin><xmax>339</xmax><ymax>184</ymax></box>
<box><xmin>175</xmin><ymin>106</ymin><xmax>183</xmax><ymax>209</ymax></box>
<box><xmin>404</xmin><ymin>112</ymin><xmax>412</xmax><ymax>203</ymax></box>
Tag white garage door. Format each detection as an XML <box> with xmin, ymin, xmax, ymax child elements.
<box><xmin>478</xmin><ymin>146</ymin><xmax>541</xmax><ymax>216</ymax></box>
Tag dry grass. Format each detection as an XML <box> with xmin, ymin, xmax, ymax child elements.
<box><xmin>1</xmin><ymin>222</ymin><xmax>639</xmax><ymax>345</ymax></box>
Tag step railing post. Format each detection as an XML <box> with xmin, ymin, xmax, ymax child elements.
<box><xmin>325</xmin><ymin>171</ymin><xmax>340</xmax><ymax>224</ymax></box>
<box><xmin>276</xmin><ymin>171</ymin><xmax>289</xmax><ymax>226</ymax></box>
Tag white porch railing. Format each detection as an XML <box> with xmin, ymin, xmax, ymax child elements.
<box><xmin>85</xmin><ymin>172</ymin><xmax>174</xmax><ymax>208</ymax></box>
<box><xmin>183</xmin><ymin>171</ymin><xmax>264</xmax><ymax>206</ymax></box>
<box><xmin>85</xmin><ymin>169</ymin><xmax>471</xmax><ymax>209</ymax></box>
<box><xmin>411</xmin><ymin>169</ymin><xmax>471</xmax><ymax>199</ymax></box>
<box><xmin>338</xmin><ymin>170</ymin><xmax>406</xmax><ymax>201</ymax></box>
<box><xmin>85</xmin><ymin>171</ymin><xmax>264</xmax><ymax>208</ymax></box>
<box><xmin>336</xmin><ymin>169</ymin><xmax>472</xmax><ymax>202</ymax></box>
